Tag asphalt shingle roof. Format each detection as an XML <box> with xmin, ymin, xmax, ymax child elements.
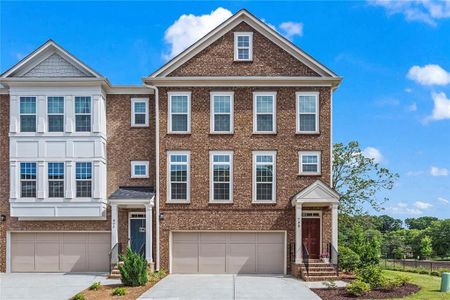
<box><xmin>109</xmin><ymin>186</ymin><xmax>154</xmax><ymax>200</ymax></box>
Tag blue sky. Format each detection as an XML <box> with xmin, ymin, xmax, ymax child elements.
<box><xmin>1</xmin><ymin>1</ymin><xmax>449</xmax><ymax>220</ymax></box>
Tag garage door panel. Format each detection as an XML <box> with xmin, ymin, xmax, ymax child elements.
<box><xmin>200</xmin><ymin>232</ymin><xmax>226</xmax><ymax>243</ymax></box>
<box><xmin>256</xmin><ymin>244</ymin><xmax>284</xmax><ymax>274</ymax></box>
<box><xmin>257</xmin><ymin>232</ymin><xmax>284</xmax><ymax>244</ymax></box>
<box><xmin>87</xmin><ymin>241</ymin><xmax>110</xmax><ymax>272</ymax></box>
<box><xmin>173</xmin><ymin>232</ymin><xmax>198</xmax><ymax>243</ymax></box>
<box><xmin>199</xmin><ymin>243</ymin><xmax>226</xmax><ymax>273</ymax></box>
<box><xmin>35</xmin><ymin>241</ymin><xmax>60</xmax><ymax>272</ymax></box>
<box><xmin>227</xmin><ymin>243</ymin><xmax>256</xmax><ymax>274</ymax></box>
<box><xmin>229</xmin><ymin>232</ymin><xmax>257</xmax><ymax>243</ymax></box>
<box><xmin>61</xmin><ymin>243</ymin><xmax>87</xmax><ymax>272</ymax></box>
<box><xmin>172</xmin><ymin>243</ymin><xmax>198</xmax><ymax>273</ymax></box>
<box><xmin>11</xmin><ymin>235</ymin><xmax>35</xmax><ymax>272</ymax></box>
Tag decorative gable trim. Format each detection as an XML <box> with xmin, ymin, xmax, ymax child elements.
<box><xmin>1</xmin><ymin>39</ymin><xmax>103</xmax><ymax>79</ymax></box>
<box><xmin>291</xmin><ymin>180</ymin><xmax>339</xmax><ymax>206</ymax></box>
<box><xmin>148</xmin><ymin>9</ymin><xmax>339</xmax><ymax>79</ymax></box>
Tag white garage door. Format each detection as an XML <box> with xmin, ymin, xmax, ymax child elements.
<box><xmin>172</xmin><ymin>232</ymin><xmax>285</xmax><ymax>274</ymax></box>
<box><xmin>11</xmin><ymin>232</ymin><xmax>110</xmax><ymax>272</ymax></box>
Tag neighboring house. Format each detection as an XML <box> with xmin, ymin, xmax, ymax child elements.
<box><xmin>0</xmin><ymin>10</ymin><xmax>341</xmax><ymax>280</ymax></box>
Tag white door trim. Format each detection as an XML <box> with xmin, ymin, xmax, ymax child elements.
<box><xmin>301</xmin><ymin>210</ymin><xmax>323</xmax><ymax>256</ymax></box>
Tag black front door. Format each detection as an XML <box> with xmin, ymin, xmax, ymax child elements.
<box><xmin>130</xmin><ymin>218</ymin><xmax>146</xmax><ymax>255</ymax></box>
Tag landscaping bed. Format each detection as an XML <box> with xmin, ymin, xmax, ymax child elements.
<box><xmin>312</xmin><ymin>283</ymin><xmax>420</xmax><ymax>300</ymax></box>
<box><xmin>75</xmin><ymin>280</ymin><xmax>162</xmax><ymax>300</ymax></box>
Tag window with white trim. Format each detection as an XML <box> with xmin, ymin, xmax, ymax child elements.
<box><xmin>20</xmin><ymin>97</ymin><xmax>36</xmax><ymax>132</ymax></box>
<box><xmin>299</xmin><ymin>151</ymin><xmax>321</xmax><ymax>175</ymax></box>
<box><xmin>131</xmin><ymin>98</ymin><xmax>149</xmax><ymax>127</ymax></box>
<box><xmin>253</xmin><ymin>151</ymin><xmax>276</xmax><ymax>203</ymax></box>
<box><xmin>167</xmin><ymin>151</ymin><xmax>190</xmax><ymax>202</ymax></box>
<box><xmin>297</xmin><ymin>92</ymin><xmax>319</xmax><ymax>133</ymax></box>
<box><xmin>253</xmin><ymin>92</ymin><xmax>276</xmax><ymax>133</ymax></box>
<box><xmin>20</xmin><ymin>162</ymin><xmax>36</xmax><ymax>198</ymax></box>
<box><xmin>168</xmin><ymin>92</ymin><xmax>191</xmax><ymax>133</ymax></box>
<box><xmin>48</xmin><ymin>96</ymin><xmax>64</xmax><ymax>132</ymax></box>
<box><xmin>210</xmin><ymin>151</ymin><xmax>233</xmax><ymax>203</ymax></box>
<box><xmin>210</xmin><ymin>92</ymin><xmax>233</xmax><ymax>133</ymax></box>
<box><xmin>131</xmin><ymin>161</ymin><xmax>149</xmax><ymax>178</ymax></box>
<box><xmin>76</xmin><ymin>162</ymin><xmax>92</xmax><ymax>197</ymax></box>
<box><xmin>75</xmin><ymin>96</ymin><xmax>91</xmax><ymax>132</ymax></box>
<box><xmin>48</xmin><ymin>162</ymin><xmax>64</xmax><ymax>197</ymax></box>
<box><xmin>234</xmin><ymin>32</ymin><xmax>253</xmax><ymax>61</ymax></box>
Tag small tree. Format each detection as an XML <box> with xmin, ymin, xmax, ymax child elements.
<box><xmin>419</xmin><ymin>236</ymin><xmax>433</xmax><ymax>260</ymax></box>
<box><xmin>119</xmin><ymin>247</ymin><xmax>148</xmax><ymax>286</ymax></box>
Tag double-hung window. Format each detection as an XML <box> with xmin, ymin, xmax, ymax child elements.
<box><xmin>131</xmin><ymin>98</ymin><xmax>149</xmax><ymax>127</ymax></box>
<box><xmin>76</xmin><ymin>162</ymin><xmax>92</xmax><ymax>197</ymax></box>
<box><xmin>20</xmin><ymin>162</ymin><xmax>36</xmax><ymax>198</ymax></box>
<box><xmin>296</xmin><ymin>92</ymin><xmax>319</xmax><ymax>133</ymax></box>
<box><xmin>131</xmin><ymin>161</ymin><xmax>149</xmax><ymax>178</ymax></box>
<box><xmin>20</xmin><ymin>97</ymin><xmax>36</xmax><ymax>132</ymax></box>
<box><xmin>168</xmin><ymin>92</ymin><xmax>190</xmax><ymax>133</ymax></box>
<box><xmin>167</xmin><ymin>151</ymin><xmax>190</xmax><ymax>203</ymax></box>
<box><xmin>234</xmin><ymin>32</ymin><xmax>253</xmax><ymax>61</ymax></box>
<box><xmin>253</xmin><ymin>151</ymin><xmax>276</xmax><ymax>203</ymax></box>
<box><xmin>210</xmin><ymin>151</ymin><xmax>233</xmax><ymax>203</ymax></box>
<box><xmin>48</xmin><ymin>96</ymin><xmax>64</xmax><ymax>132</ymax></box>
<box><xmin>253</xmin><ymin>92</ymin><xmax>276</xmax><ymax>133</ymax></box>
<box><xmin>48</xmin><ymin>162</ymin><xmax>64</xmax><ymax>197</ymax></box>
<box><xmin>75</xmin><ymin>96</ymin><xmax>91</xmax><ymax>132</ymax></box>
<box><xmin>210</xmin><ymin>92</ymin><xmax>233</xmax><ymax>133</ymax></box>
<box><xmin>299</xmin><ymin>151</ymin><xmax>321</xmax><ymax>175</ymax></box>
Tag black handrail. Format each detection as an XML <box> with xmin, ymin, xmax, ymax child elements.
<box><xmin>302</xmin><ymin>243</ymin><xmax>310</xmax><ymax>276</ymax></box>
<box><xmin>109</xmin><ymin>242</ymin><xmax>122</xmax><ymax>273</ymax></box>
<box><xmin>328</xmin><ymin>243</ymin><xmax>339</xmax><ymax>277</ymax></box>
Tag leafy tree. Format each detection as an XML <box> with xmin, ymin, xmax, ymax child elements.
<box><xmin>419</xmin><ymin>236</ymin><xmax>433</xmax><ymax>259</ymax></box>
<box><xmin>347</xmin><ymin>225</ymin><xmax>381</xmax><ymax>266</ymax></box>
<box><xmin>372</xmin><ymin>215</ymin><xmax>403</xmax><ymax>233</ymax></box>
<box><xmin>405</xmin><ymin>216</ymin><xmax>439</xmax><ymax>230</ymax></box>
<box><xmin>428</xmin><ymin>219</ymin><xmax>450</xmax><ymax>257</ymax></box>
<box><xmin>381</xmin><ymin>230</ymin><xmax>406</xmax><ymax>259</ymax></box>
<box><xmin>333</xmin><ymin>141</ymin><xmax>399</xmax><ymax>215</ymax></box>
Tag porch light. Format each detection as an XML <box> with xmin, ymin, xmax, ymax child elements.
<box><xmin>159</xmin><ymin>213</ymin><xmax>165</xmax><ymax>221</ymax></box>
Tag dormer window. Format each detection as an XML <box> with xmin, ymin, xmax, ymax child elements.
<box><xmin>234</xmin><ymin>32</ymin><xmax>253</xmax><ymax>61</ymax></box>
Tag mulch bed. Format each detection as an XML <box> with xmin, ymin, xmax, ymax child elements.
<box><xmin>312</xmin><ymin>283</ymin><xmax>420</xmax><ymax>300</ymax></box>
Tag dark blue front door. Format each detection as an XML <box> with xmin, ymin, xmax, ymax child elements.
<box><xmin>130</xmin><ymin>218</ymin><xmax>146</xmax><ymax>255</ymax></box>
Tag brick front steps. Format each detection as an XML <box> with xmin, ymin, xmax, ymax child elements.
<box><xmin>299</xmin><ymin>260</ymin><xmax>339</xmax><ymax>281</ymax></box>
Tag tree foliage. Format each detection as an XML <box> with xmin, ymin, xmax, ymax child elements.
<box><xmin>405</xmin><ymin>216</ymin><xmax>438</xmax><ymax>230</ymax></box>
<box><xmin>372</xmin><ymin>215</ymin><xmax>403</xmax><ymax>233</ymax></box>
<box><xmin>428</xmin><ymin>219</ymin><xmax>450</xmax><ymax>257</ymax></box>
<box><xmin>332</xmin><ymin>141</ymin><xmax>399</xmax><ymax>215</ymax></box>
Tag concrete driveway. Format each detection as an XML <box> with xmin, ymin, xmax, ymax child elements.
<box><xmin>139</xmin><ymin>274</ymin><xmax>321</xmax><ymax>300</ymax></box>
<box><xmin>0</xmin><ymin>273</ymin><xmax>120</xmax><ymax>300</ymax></box>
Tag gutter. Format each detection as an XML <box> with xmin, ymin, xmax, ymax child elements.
<box><xmin>143</xmin><ymin>82</ymin><xmax>160</xmax><ymax>271</ymax></box>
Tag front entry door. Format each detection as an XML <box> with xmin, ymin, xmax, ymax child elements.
<box><xmin>130</xmin><ymin>216</ymin><xmax>146</xmax><ymax>256</ymax></box>
<box><xmin>302</xmin><ymin>218</ymin><xmax>321</xmax><ymax>259</ymax></box>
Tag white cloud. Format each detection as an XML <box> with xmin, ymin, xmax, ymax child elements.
<box><xmin>407</xmin><ymin>102</ymin><xmax>418</xmax><ymax>112</ymax></box>
<box><xmin>437</xmin><ymin>197</ymin><xmax>449</xmax><ymax>204</ymax></box>
<box><xmin>406</xmin><ymin>170</ymin><xmax>423</xmax><ymax>176</ymax></box>
<box><xmin>404</xmin><ymin>88</ymin><xmax>413</xmax><ymax>93</ymax></box>
<box><xmin>414</xmin><ymin>201</ymin><xmax>433</xmax><ymax>209</ymax></box>
<box><xmin>369</xmin><ymin>0</ymin><xmax>450</xmax><ymax>26</ymax></box>
<box><xmin>430</xmin><ymin>166</ymin><xmax>449</xmax><ymax>176</ymax></box>
<box><xmin>362</xmin><ymin>147</ymin><xmax>384</xmax><ymax>163</ymax></box>
<box><xmin>279</xmin><ymin>22</ymin><xmax>304</xmax><ymax>39</ymax></box>
<box><xmin>163</xmin><ymin>7</ymin><xmax>233</xmax><ymax>60</ymax></box>
<box><xmin>425</xmin><ymin>92</ymin><xmax>450</xmax><ymax>122</ymax></box>
<box><xmin>390</xmin><ymin>202</ymin><xmax>422</xmax><ymax>215</ymax></box>
<box><xmin>407</xmin><ymin>64</ymin><xmax>450</xmax><ymax>86</ymax></box>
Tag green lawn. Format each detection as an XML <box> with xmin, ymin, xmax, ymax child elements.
<box><xmin>383</xmin><ymin>270</ymin><xmax>449</xmax><ymax>300</ymax></box>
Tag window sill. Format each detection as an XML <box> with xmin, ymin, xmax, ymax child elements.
<box><xmin>131</xmin><ymin>176</ymin><xmax>149</xmax><ymax>179</ymax></box>
<box><xmin>298</xmin><ymin>173</ymin><xmax>322</xmax><ymax>176</ymax></box>
<box><xmin>131</xmin><ymin>125</ymin><xmax>149</xmax><ymax>128</ymax></box>
<box><xmin>208</xmin><ymin>201</ymin><xmax>233</xmax><ymax>204</ymax></box>
<box><xmin>166</xmin><ymin>200</ymin><xmax>190</xmax><ymax>204</ymax></box>
<box><xmin>233</xmin><ymin>59</ymin><xmax>253</xmax><ymax>62</ymax></box>
<box><xmin>251</xmin><ymin>200</ymin><xmax>277</xmax><ymax>204</ymax></box>
<box><xmin>296</xmin><ymin>131</ymin><xmax>320</xmax><ymax>135</ymax></box>
<box><xmin>209</xmin><ymin>131</ymin><xmax>234</xmax><ymax>135</ymax></box>
<box><xmin>167</xmin><ymin>132</ymin><xmax>191</xmax><ymax>135</ymax></box>
<box><xmin>252</xmin><ymin>132</ymin><xmax>277</xmax><ymax>135</ymax></box>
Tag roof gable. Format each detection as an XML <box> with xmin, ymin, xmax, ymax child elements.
<box><xmin>149</xmin><ymin>9</ymin><xmax>338</xmax><ymax>78</ymax></box>
<box><xmin>292</xmin><ymin>180</ymin><xmax>340</xmax><ymax>206</ymax></box>
<box><xmin>1</xmin><ymin>40</ymin><xmax>103</xmax><ymax>79</ymax></box>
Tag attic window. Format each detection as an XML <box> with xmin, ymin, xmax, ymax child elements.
<box><xmin>234</xmin><ymin>32</ymin><xmax>253</xmax><ymax>61</ymax></box>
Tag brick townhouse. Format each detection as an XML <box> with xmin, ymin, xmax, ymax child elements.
<box><xmin>0</xmin><ymin>10</ymin><xmax>341</xmax><ymax>279</ymax></box>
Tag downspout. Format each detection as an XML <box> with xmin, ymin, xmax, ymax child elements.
<box><xmin>143</xmin><ymin>82</ymin><xmax>160</xmax><ymax>271</ymax></box>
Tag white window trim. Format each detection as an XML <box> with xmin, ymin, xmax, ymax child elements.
<box><xmin>131</xmin><ymin>161</ymin><xmax>149</xmax><ymax>178</ymax></box>
<box><xmin>209</xmin><ymin>151</ymin><xmax>233</xmax><ymax>204</ymax></box>
<box><xmin>19</xmin><ymin>96</ymin><xmax>37</xmax><ymax>133</ymax></box>
<box><xmin>48</xmin><ymin>161</ymin><xmax>65</xmax><ymax>198</ymax></box>
<box><xmin>234</xmin><ymin>32</ymin><xmax>253</xmax><ymax>61</ymax></box>
<box><xmin>296</xmin><ymin>91</ymin><xmax>320</xmax><ymax>134</ymax></box>
<box><xmin>167</xmin><ymin>151</ymin><xmax>191</xmax><ymax>203</ymax></box>
<box><xmin>210</xmin><ymin>91</ymin><xmax>234</xmax><ymax>134</ymax></box>
<box><xmin>168</xmin><ymin>92</ymin><xmax>191</xmax><ymax>134</ymax></box>
<box><xmin>20</xmin><ymin>162</ymin><xmax>37</xmax><ymax>198</ymax></box>
<box><xmin>74</xmin><ymin>96</ymin><xmax>92</xmax><ymax>132</ymax></box>
<box><xmin>253</xmin><ymin>91</ymin><xmax>277</xmax><ymax>134</ymax></box>
<box><xmin>298</xmin><ymin>151</ymin><xmax>321</xmax><ymax>175</ymax></box>
<box><xmin>252</xmin><ymin>151</ymin><xmax>277</xmax><ymax>204</ymax></box>
<box><xmin>75</xmin><ymin>161</ymin><xmax>93</xmax><ymax>198</ymax></box>
<box><xmin>47</xmin><ymin>96</ymin><xmax>65</xmax><ymax>132</ymax></box>
<box><xmin>131</xmin><ymin>97</ymin><xmax>149</xmax><ymax>127</ymax></box>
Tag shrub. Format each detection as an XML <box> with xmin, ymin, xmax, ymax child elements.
<box><xmin>339</xmin><ymin>246</ymin><xmax>361</xmax><ymax>272</ymax></box>
<box><xmin>72</xmin><ymin>293</ymin><xmax>85</xmax><ymax>300</ymax></box>
<box><xmin>395</xmin><ymin>274</ymin><xmax>412</xmax><ymax>286</ymax></box>
<box><xmin>380</xmin><ymin>277</ymin><xmax>401</xmax><ymax>291</ymax></box>
<box><xmin>89</xmin><ymin>281</ymin><xmax>101</xmax><ymax>291</ymax></box>
<box><xmin>357</xmin><ymin>265</ymin><xmax>383</xmax><ymax>288</ymax></box>
<box><xmin>119</xmin><ymin>247</ymin><xmax>148</xmax><ymax>286</ymax></box>
<box><xmin>431</xmin><ymin>271</ymin><xmax>440</xmax><ymax>277</ymax></box>
<box><xmin>346</xmin><ymin>280</ymin><xmax>371</xmax><ymax>297</ymax></box>
<box><xmin>112</xmin><ymin>287</ymin><xmax>126</xmax><ymax>296</ymax></box>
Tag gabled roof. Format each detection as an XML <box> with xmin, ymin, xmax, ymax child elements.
<box><xmin>1</xmin><ymin>39</ymin><xmax>104</xmax><ymax>79</ymax></box>
<box><xmin>291</xmin><ymin>180</ymin><xmax>340</xmax><ymax>206</ymax></box>
<box><xmin>148</xmin><ymin>9</ymin><xmax>339</xmax><ymax>79</ymax></box>
<box><xmin>109</xmin><ymin>186</ymin><xmax>155</xmax><ymax>200</ymax></box>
